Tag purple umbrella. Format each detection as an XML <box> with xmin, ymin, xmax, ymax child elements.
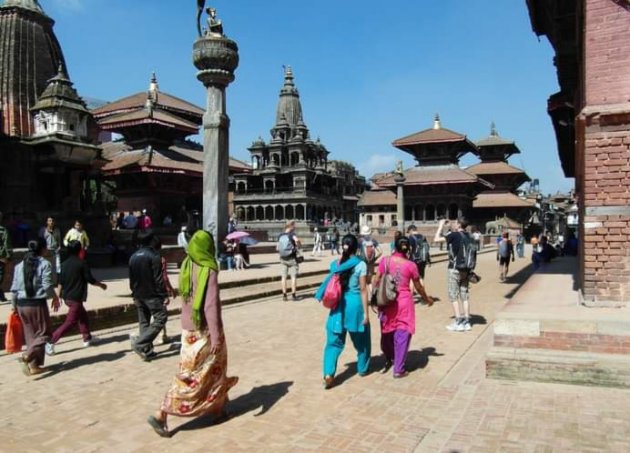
<box><xmin>226</xmin><ymin>231</ymin><xmax>250</xmax><ymax>240</ymax></box>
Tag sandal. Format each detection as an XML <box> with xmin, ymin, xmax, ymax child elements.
<box><xmin>323</xmin><ymin>375</ymin><xmax>334</xmax><ymax>390</ymax></box>
<box><xmin>393</xmin><ymin>370</ymin><xmax>409</xmax><ymax>379</ymax></box>
<box><xmin>17</xmin><ymin>356</ymin><xmax>30</xmax><ymax>376</ymax></box>
<box><xmin>147</xmin><ymin>415</ymin><xmax>171</xmax><ymax>438</ymax></box>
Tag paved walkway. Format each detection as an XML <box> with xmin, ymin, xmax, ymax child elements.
<box><xmin>1</xmin><ymin>251</ymin><xmax>629</xmax><ymax>452</ymax></box>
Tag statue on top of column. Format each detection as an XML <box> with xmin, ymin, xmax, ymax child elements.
<box><xmin>196</xmin><ymin>0</ymin><xmax>224</xmax><ymax>37</ymax></box>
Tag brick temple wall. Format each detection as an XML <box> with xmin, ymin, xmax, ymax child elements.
<box><xmin>578</xmin><ymin>0</ymin><xmax>630</xmax><ymax>306</ymax></box>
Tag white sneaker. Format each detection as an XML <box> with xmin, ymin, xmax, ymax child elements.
<box><xmin>83</xmin><ymin>336</ymin><xmax>98</xmax><ymax>348</ymax></box>
<box><xmin>45</xmin><ymin>342</ymin><xmax>55</xmax><ymax>356</ymax></box>
<box><xmin>463</xmin><ymin>320</ymin><xmax>472</xmax><ymax>331</ymax></box>
<box><xmin>446</xmin><ymin>320</ymin><xmax>464</xmax><ymax>332</ymax></box>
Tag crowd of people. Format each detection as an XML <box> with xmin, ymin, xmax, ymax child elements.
<box><xmin>1</xmin><ymin>207</ymin><xmax>581</xmax><ymax>438</ymax></box>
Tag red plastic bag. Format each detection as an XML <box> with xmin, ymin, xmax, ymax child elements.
<box><xmin>5</xmin><ymin>311</ymin><xmax>24</xmax><ymax>354</ymax></box>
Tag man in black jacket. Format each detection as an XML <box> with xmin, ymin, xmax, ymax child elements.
<box><xmin>129</xmin><ymin>231</ymin><xmax>167</xmax><ymax>361</ymax></box>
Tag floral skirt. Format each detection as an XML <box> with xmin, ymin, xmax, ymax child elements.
<box><xmin>160</xmin><ymin>329</ymin><xmax>238</xmax><ymax>417</ymax></box>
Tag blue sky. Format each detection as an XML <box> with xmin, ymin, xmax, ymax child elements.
<box><xmin>45</xmin><ymin>0</ymin><xmax>572</xmax><ymax>195</ymax></box>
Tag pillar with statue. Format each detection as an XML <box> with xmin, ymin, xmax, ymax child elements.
<box><xmin>193</xmin><ymin>2</ymin><xmax>239</xmax><ymax>242</ymax></box>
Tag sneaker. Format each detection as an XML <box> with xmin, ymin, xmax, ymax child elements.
<box><xmin>132</xmin><ymin>346</ymin><xmax>155</xmax><ymax>362</ymax></box>
<box><xmin>45</xmin><ymin>342</ymin><xmax>55</xmax><ymax>356</ymax></box>
<box><xmin>380</xmin><ymin>359</ymin><xmax>392</xmax><ymax>374</ymax></box>
<box><xmin>446</xmin><ymin>319</ymin><xmax>464</xmax><ymax>332</ymax></box>
<box><xmin>83</xmin><ymin>336</ymin><xmax>99</xmax><ymax>348</ymax></box>
<box><xmin>463</xmin><ymin>319</ymin><xmax>472</xmax><ymax>331</ymax></box>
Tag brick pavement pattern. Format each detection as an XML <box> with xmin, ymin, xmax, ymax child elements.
<box><xmin>1</xmin><ymin>251</ymin><xmax>630</xmax><ymax>452</ymax></box>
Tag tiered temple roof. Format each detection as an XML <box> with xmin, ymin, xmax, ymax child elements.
<box><xmin>468</xmin><ymin>123</ymin><xmax>532</xmax><ymax>210</ymax></box>
<box><xmin>377</xmin><ymin>115</ymin><xmax>490</xmax><ymax>191</ymax></box>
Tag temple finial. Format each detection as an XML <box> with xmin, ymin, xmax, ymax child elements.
<box><xmin>433</xmin><ymin>113</ymin><xmax>441</xmax><ymax>130</ymax></box>
<box><xmin>490</xmin><ymin>121</ymin><xmax>498</xmax><ymax>136</ymax></box>
<box><xmin>149</xmin><ymin>71</ymin><xmax>159</xmax><ymax>92</ymax></box>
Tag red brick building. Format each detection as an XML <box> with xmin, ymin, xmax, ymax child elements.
<box><xmin>527</xmin><ymin>0</ymin><xmax>630</xmax><ymax>305</ymax></box>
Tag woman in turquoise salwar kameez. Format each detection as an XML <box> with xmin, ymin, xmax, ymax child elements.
<box><xmin>315</xmin><ymin>234</ymin><xmax>371</xmax><ymax>389</ymax></box>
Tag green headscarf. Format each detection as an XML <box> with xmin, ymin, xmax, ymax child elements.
<box><xmin>179</xmin><ymin>230</ymin><xmax>219</xmax><ymax>329</ymax></box>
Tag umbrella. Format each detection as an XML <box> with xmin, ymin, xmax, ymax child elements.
<box><xmin>226</xmin><ymin>231</ymin><xmax>250</xmax><ymax>240</ymax></box>
<box><xmin>239</xmin><ymin>236</ymin><xmax>259</xmax><ymax>246</ymax></box>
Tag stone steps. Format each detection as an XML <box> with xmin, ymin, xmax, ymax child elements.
<box><xmin>486</xmin><ymin>256</ymin><xmax>630</xmax><ymax>388</ymax></box>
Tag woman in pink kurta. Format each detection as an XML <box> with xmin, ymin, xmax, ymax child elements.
<box><xmin>372</xmin><ymin>236</ymin><xmax>432</xmax><ymax>378</ymax></box>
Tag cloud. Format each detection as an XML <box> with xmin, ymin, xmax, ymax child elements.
<box><xmin>356</xmin><ymin>153</ymin><xmax>398</xmax><ymax>180</ymax></box>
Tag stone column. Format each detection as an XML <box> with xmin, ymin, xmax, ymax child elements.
<box><xmin>395</xmin><ymin>173</ymin><xmax>406</xmax><ymax>229</ymax></box>
<box><xmin>193</xmin><ymin>30</ymin><xmax>239</xmax><ymax>243</ymax></box>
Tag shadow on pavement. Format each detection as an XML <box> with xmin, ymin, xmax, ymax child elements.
<box><xmin>336</xmin><ymin>347</ymin><xmax>445</xmax><ymax>382</ymax></box>
<box><xmin>406</xmin><ymin>347</ymin><xmax>444</xmax><ymax>372</ymax></box>
<box><xmin>53</xmin><ymin>334</ymin><xmax>132</xmax><ymax>356</ymax></box>
<box><xmin>173</xmin><ymin>381</ymin><xmax>294</xmax><ymax>434</ymax></box>
<box><xmin>503</xmin><ymin>262</ymin><xmax>535</xmax><ymax>298</ymax></box>
<box><xmin>35</xmin><ymin>351</ymin><xmax>128</xmax><ymax>379</ymax></box>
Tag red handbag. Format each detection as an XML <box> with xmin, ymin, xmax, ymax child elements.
<box><xmin>5</xmin><ymin>311</ymin><xmax>24</xmax><ymax>354</ymax></box>
<box><xmin>322</xmin><ymin>273</ymin><xmax>342</xmax><ymax>310</ymax></box>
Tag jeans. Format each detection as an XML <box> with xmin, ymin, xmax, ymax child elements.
<box><xmin>133</xmin><ymin>297</ymin><xmax>168</xmax><ymax>353</ymax></box>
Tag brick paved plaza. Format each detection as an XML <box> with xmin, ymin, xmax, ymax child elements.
<box><xmin>1</xmin><ymin>252</ymin><xmax>630</xmax><ymax>453</ymax></box>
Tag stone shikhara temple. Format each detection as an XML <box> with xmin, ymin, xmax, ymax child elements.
<box><xmin>0</xmin><ymin>0</ymin><xmax>100</xmax><ymax>219</ymax></box>
<box><xmin>232</xmin><ymin>67</ymin><xmax>366</xmax><ymax>229</ymax></box>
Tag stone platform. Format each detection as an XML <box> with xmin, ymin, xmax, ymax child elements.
<box><xmin>486</xmin><ymin>256</ymin><xmax>630</xmax><ymax>388</ymax></box>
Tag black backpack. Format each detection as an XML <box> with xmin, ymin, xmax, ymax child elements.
<box><xmin>448</xmin><ymin>232</ymin><xmax>477</xmax><ymax>271</ymax></box>
<box><xmin>410</xmin><ymin>234</ymin><xmax>430</xmax><ymax>263</ymax></box>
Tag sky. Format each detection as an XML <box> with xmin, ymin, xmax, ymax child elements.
<box><xmin>43</xmin><ymin>0</ymin><xmax>573</xmax><ymax>195</ymax></box>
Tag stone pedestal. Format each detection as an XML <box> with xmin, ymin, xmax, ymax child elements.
<box><xmin>192</xmin><ymin>34</ymin><xmax>239</xmax><ymax>243</ymax></box>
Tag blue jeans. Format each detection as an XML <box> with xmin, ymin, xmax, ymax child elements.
<box><xmin>323</xmin><ymin>326</ymin><xmax>371</xmax><ymax>377</ymax></box>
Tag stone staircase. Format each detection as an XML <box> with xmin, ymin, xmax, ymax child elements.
<box><xmin>486</xmin><ymin>257</ymin><xmax>630</xmax><ymax>388</ymax></box>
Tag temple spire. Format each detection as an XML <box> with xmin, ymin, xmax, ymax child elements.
<box><xmin>273</xmin><ymin>65</ymin><xmax>306</xmax><ymax>137</ymax></box>
<box><xmin>490</xmin><ymin>121</ymin><xmax>498</xmax><ymax>136</ymax></box>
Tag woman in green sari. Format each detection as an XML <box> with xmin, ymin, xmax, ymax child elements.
<box><xmin>148</xmin><ymin>230</ymin><xmax>238</xmax><ymax>437</ymax></box>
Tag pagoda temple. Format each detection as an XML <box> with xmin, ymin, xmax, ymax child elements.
<box><xmin>466</xmin><ymin>123</ymin><xmax>534</xmax><ymax>232</ymax></box>
<box><xmin>232</xmin><ymin>67</ymin><xmax>365</xmax><ymax>229</ymax></box>
<box><xmin>0</xmin><ymin>0</ymin><xmax>100</xmax><ymax>218</ymax></box>
<box><xmin>373</xmin><ymin>115</ymin><xmax>492</xmax><ymax>228</ymax></box>
<box><xmin>93</xmin><ymin>74</ymin><xmax>250</xmax><ymax>223</ymax></box>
